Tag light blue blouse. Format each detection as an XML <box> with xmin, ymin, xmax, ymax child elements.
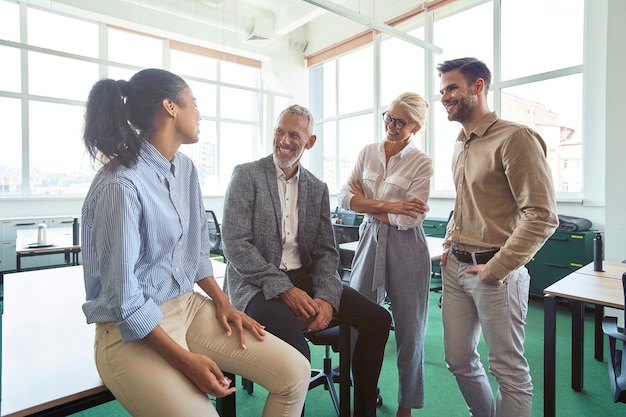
<box><xmin>81</xmin><ymin>141</ymin><xmax>213</xmax><ymax>342</ymax></box>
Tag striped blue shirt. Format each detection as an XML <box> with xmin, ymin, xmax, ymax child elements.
<box><xmin>81</xmin><ymin>141</ymin><xmax>213</xmax><ymax>342</ymax></box>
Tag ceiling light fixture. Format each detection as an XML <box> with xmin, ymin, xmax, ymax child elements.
<box><xmin>302</xmin><ymin>0</ymin><xmax>442</xmax><ymax>54</ymax></box>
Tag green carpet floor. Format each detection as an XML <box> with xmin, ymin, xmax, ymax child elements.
<box><xmin>48</xmin><ymin>291</ymin><xmax>623</xmax><ymax>417</ymax></box>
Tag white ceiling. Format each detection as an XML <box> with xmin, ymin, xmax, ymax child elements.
<box><xmin>30</xmin><ymin>0</ymin><xmax>436</xmax><ymax>60</ymax></box>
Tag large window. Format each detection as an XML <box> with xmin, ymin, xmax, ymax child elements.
<box><xmin>431</xmin><ymin>0</ymin><xmax>493</xmax><ymax>193</ymax></box>
<box><xmin>311</xmin><ymin>45</ymin><xmax>375</xmax><ymax>192</ymax></box>
<box><xmin>0</xmin><ymin>0</ymin><xmax>275</xmax><ymax>196</ymax></box>
<box><xmin>499</xmin><ymin>0</ymin><xmax>584</xmax><ymax>194</ymax></box>
<box><xmin>309</xmin><ymin>0</ymin><xmax>584</xmax><ymax>199</ymax></box>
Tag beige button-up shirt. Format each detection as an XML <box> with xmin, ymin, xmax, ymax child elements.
<box><xmin>445</xmin><ymin>112</ymin><xmax>558</xmax><ymax>279</ymax></box>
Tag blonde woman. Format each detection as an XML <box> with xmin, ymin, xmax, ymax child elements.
<box><xmin>338</xmin><ymin>92</ymin><xmax>433</xmax><ymax>417</ymax></box>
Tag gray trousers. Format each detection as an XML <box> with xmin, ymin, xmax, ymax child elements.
<box><xmin>350</xmin><ymin>219</ymin><xmax>431</xmax><ymax>409</ymax></box>
<box><xmin>442</xmin><ymin>252</ymin><xmax>533</xmax><ymax>417</ymax></box>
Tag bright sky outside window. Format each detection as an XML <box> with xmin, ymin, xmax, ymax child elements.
<box><xmin>0</xmin><ymin>97</ymin><xmax>21</xmax><ymax>194</ymax></box>
<box><xmin>0</xmin><ymin>1</ymin><xmax>273</xmax><ymax>196</ymax></box>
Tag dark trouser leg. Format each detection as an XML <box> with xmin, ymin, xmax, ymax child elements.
<box><xmin>245</xmin><ymin>292</ymin><xmax>310</xmax><ymax>361</ymax></box>
<box><xmin>336</xmin><ymin>285</ymin><xmax>392</xmax><ymax>417</ymax></box>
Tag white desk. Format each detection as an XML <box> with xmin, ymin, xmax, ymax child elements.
<box><xmin>15</xmin><ymin>227</ymin><xmax>80</xmax><ymax>272</ymax></box>
<box><xmin>1</xmin><ymin>260</ymin><xmax>226</xmax><ymax>417</ymax></box>
<box><xmin>339</xmin><ymin>236</ymin><xmax>445</xmax><ymax>260</ymax></box>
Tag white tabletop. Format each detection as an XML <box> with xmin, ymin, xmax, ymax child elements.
<box><xmin>1</xmin><ymin>260</ymin><xmax>226</xmax><ymax>417</ymax></box>
<box><xmin>339</xmin><ymin>236</ymin><xmax>445</xmax><ymax>260</ymax></box>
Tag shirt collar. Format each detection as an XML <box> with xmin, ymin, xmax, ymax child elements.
<box><xmin>275</xmin><ymin>163</ymin><xmax>300</xmax><ymax>182</ymax></box>
<box><xmin>457</xmin><ymin>111</ymin><xmax>499</xmax><ymax>142</ymax></box>
<box><xmin>140</xmin><ymin>140</ymin><xmax>176</xmax><ymax>178</ymax></box>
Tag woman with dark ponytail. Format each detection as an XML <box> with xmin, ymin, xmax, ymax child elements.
<box><xmin>81</xmin><ymin>69</ymin><xmax>310</xmax><ymax>417</ymax></box>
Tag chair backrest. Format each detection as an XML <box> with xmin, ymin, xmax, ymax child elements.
<box><xmin>622</xmin><ymin>272</ymin><xmax>626</xmax><ymax>325</ymax></box>
<box><xmin>332</xmin><ymin>207</ymin><xmax>364</xmax><ymax>226</ymax></box>
<box><xmin>206</xmin><ymin>210</ymin><xmax>222</xmax><ymax>254</ymax></box>
<box><xmin>332</xmin><ymin>223</ymin><xmax>359</xmax><ymax>281</ymax></box>
<box><xmin>332</xmin><ymin>224</ymin><xmax>359</xmax><ymax>245</ymax></box>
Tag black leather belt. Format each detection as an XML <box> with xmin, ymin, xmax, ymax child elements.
<box><xmin>451</xmin><ymin>246</ymin><xmax>499</xmax><ymax>264</ymax></box>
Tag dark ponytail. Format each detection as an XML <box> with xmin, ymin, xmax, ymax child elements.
<box><xmin>83</xmin><ymin>68</ymin><xmax>187</xmax><ymax>169</ymax></box>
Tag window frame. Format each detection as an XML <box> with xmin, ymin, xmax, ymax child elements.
<box><xmin>0</xmin><ymin>1</ymin><xmax>289</xmax><ymax>198</ymax></box>
<box><xmin>307</xmin><ymin>0</ymin><xmax>585</xmax><ymax>202</ymax></box>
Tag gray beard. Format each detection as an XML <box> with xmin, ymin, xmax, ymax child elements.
<box><xmin>273</xmin><ymin>148</ymin><xmax>302</xmax><ymax>169</ymax></box>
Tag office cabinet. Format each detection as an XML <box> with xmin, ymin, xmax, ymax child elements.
<box><xmin>526</xmin><ymin>230</ymin><xmax>595</xmax><ymax>296</ymax></box>
<box><xmin>422</xmin><ymin>218</ymin><xmax>448</xmax><ymax>238</ymax></box>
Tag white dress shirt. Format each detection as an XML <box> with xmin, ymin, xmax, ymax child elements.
<box><xmin>276</xmin><ymin>164</ymin><xmax>302</xmax><ymax>271</ymax></box>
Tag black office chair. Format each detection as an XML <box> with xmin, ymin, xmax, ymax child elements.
<box><xmin>240</xmin><ymin>323</ymin><xmax>354</xmax><ymax>416</ymax></box>
<box><xmin>332</xmin><ymin>223</ymin><xmax>359</xmax><ymax>283</ymax></box>
<box><xmin>305</xmin><ymin>322</ymin><xmax>354</xmax><ymax>416</ymax></box>
<box><xmin>601</xmin><ymin>271</ymin><xmax>626</xmax><ymax>403</ymax></box>
<box><xmin>205</xmin><ymin>210</ymin><xmax>224</xmax><ymax>258</ymax></box>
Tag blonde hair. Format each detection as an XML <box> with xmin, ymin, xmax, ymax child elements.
<box><xmin>391</xmin><ymin>92</ymin><xmax>429</xmax><ymax>127</ymax></box>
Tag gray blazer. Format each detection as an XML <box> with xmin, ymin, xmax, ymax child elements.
<box><xmin>222</xmin><ymin>155</ymin><xmax>343</xmax><ymax>312</ymax></box>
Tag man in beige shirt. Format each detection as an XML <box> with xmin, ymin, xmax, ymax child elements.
<box><xmin>437</xmin><ymin>57</ymin><xmax>558</xmax><ymax>417</ymax></box>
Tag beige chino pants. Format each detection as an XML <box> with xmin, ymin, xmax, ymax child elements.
<box><xmin>95</xmin><ymin>291</ymin><xmax>310</xmax><ymax>417</ymax></box>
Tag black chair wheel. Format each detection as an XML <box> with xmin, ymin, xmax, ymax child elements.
<box><xmin>375</xmin><ymin>387</ymin><xmax>383</xmax><ymax>407</ymax></box>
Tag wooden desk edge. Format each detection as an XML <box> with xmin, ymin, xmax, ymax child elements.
<box><xmin>543</xmin><ymin>267</ymin><xmax>626</xmax><ymax>310</ymax></box>
<box><xmin>2</xmin><ymin>385</ymin><xmax>111</xmax><ymax>417</ymax></box>
<box><xmin>542</xmin><ymin>289</ymin><xmax>624</xmax><ymax>310</ymax></box>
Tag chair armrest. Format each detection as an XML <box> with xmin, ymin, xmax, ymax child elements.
<box><xmin>602</xmin><ymin>316</ymin><xmax>626</xmax><ymax>342</ymax></box>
